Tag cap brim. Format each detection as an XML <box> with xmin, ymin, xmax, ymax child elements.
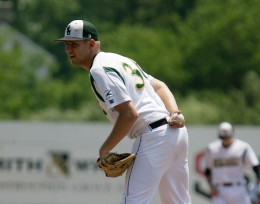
<box><xmin>55</xmin><ymin>36</ymin><xmax>87</xmax><ymax>41</ymax></box>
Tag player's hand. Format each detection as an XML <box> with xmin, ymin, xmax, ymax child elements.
<box><xmin>99</xmin><ymin>148</ymin><xmax>110</xmax><ymax>160</ymax></box>
<box><xmin>168</xmin><ymin>111</ymin><xmax>185</xmax><ymax>128</ymax></box>
<box><xmin>99</xmin><ymin>152</ymin><xmax>110</xmax><ymax>160</ymax></box>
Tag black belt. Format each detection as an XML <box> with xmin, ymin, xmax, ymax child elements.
<box><xmin>219</xmin><ymin>182</ymin><xmax>242</xmax><ymax>187</ymax></box>
<box><xmin>149</xmin><ymin>118</ymin><xmax>168</xmax><ymax>129</ymax></box>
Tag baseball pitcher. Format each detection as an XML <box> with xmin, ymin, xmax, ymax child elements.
<box><xmin>55</xmin><ymin>20</ymin><xmax>191</xmax><ymax>204</ymax></box>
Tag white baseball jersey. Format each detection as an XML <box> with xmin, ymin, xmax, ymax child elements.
<box><xmin>89</xmin><ymin>51</ymin><xmax>191</xmax><ymax>204</ymax></box>
<box><xmin>89</xmin><ymin>51</ymin><xmax>169</xmax><ymax>138</ymax></box>
<box><xmin>205</xmin><ymin>138</ymin><xmax>259</xmax><ymax>185</ymax></box>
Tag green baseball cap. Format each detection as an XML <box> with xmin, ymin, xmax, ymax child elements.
<box><xmin>55</xmin><ymin>20</ymin><xmax>98</xmax><ymax>41</ymax></box>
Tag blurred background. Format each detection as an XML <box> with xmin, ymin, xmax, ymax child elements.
<box><xmin>1</xmin><ymin>0</ymin><xmax>260</xmax><ymax>124</ymax></box>
<box><xmin>0</xmin><ymin>0</ymin><xmax>260</xmax><ymax>204</ymax></box>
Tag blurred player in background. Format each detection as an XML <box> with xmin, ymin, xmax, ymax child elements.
<box><xmin>204</xmin><ymin>121</ymin><xmax>260</xmax><ymax>204</ymax></box>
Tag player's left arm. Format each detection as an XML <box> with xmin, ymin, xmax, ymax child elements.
<box><xmin>99</xmin><ymin>100</ymin><xmax>138</xmax><ymax>158</ymax></box>
<box><xmin>252</xmin><ymin>164</ymin><xmax>260</xmax><ymax>184</ymax></box>
<box><xmin>150</xmin><ymin>78</ymin><xmax>184</xmax><ymax>128</ymax></box>
<box><xmin>250</xmin><ymin>164</ymin><xmax>260</xmax><ymax>203</ymax></box>
<box><xmin>150</xmin><ymin>78</ymin><xmax>178</xmax><ymax>113</ymax></box>
<box><xmin>244</xmin><ymin>145</ymin><xmax>260</xmax><ymax>183</ymax></box>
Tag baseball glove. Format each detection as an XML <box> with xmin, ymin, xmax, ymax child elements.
<box><xmin>97</xmin><ymin>152</ymin><xmax>136</xmax><ymax>178</ymax></box>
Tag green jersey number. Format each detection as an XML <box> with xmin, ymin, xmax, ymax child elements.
<box><xmin>122</xmin><ymin>62</ymin><xmax>146</xmax><ymax>90</ymax></box>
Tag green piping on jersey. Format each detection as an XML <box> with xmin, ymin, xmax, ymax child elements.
<box><xmin>103</xmin><ymin>67</ymin><xmax>125</xmax><ymax>84</ymax></box>
<box><xmin>90</xmin><ymin>74</ymin><xmax>105</xmax><ymax>102</ymax></box>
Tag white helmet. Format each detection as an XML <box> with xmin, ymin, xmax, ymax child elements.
<box><xmin>218</xmin><ymin>122</ymin><xmax>234</xmax><ymax>139</ymax></box>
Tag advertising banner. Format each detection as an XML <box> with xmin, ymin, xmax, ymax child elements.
<box><xmin>0</xmin><ymin>122</ymin><xmax>259</xmax><ymax>204</ymax></box>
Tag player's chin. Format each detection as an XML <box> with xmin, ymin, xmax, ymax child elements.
<box><xmin>70</xmin><ymin>61</ymin><xmax>80</xmax><ymax>67</ymax></box>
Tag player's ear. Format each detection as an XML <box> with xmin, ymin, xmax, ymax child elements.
<box><xmin>88</xmin><ymin>39</ymin><xmax>96</xmax><ymax>48</ymax></box>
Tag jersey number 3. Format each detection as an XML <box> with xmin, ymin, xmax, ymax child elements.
<box><xmin>122</xmin><ymin>62</ymin><xmax>146</xmax><ymax>90</ymax></box>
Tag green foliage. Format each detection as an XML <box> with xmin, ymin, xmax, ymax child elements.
<box><xmin>242</xmin><ymin>71</ymin><xmax>260</xmax><ymax>107</ymax></box>
<box><xmin>29</xmin><ymin>101</ymin><xmax>106</xmax><ymax>121</ymax></box>
<box><xmin>177</xmin><ymin>0</ymin><xmax>260</xmax><ymax>91</ymax></box>
<box><xmin>0</xmin><ymin>0</ymin><xmax>259</xmax><ymax>124</ymax></box>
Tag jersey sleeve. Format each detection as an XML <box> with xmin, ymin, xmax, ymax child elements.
<box><xmin>243</xmin><ymin>144</ymin><xmax>259</xmax><ymax>167</ymax></box>
<box><xmin>90</xmin><ymin>67</ymin><xmax>131</xmax><ymax>110</ymax></box>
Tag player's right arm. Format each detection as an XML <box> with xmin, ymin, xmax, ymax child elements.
<box><xmin>204</xmin><ymin>168</ymin><xmax>218</xmax><ymax>197</ymax></box>
<box><xmin>99</xmin><ymin>100</ymin><xmax>138</xmax><ymax>158</ymax></box>
<box><xmin>204</xmin><ymin>147</ymin><xmax>219</xmax><ymax>197</ymax></box>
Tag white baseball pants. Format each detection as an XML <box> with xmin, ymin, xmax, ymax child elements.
<box><xmin>212</xmin><ymin>185</ymin><xmax>251</xmax><ymax>204</ymax></box>
<box><xmin>119</xmin><ymin>125</ymin><xmax>191</xmax><ymax>204</ymax></box>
